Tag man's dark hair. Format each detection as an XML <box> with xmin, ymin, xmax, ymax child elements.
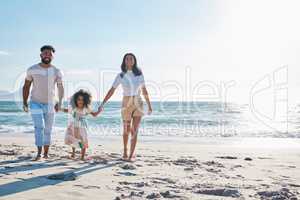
<box><xmin>40</xmin><ymin>45</ymin><xmax>55</xmax><ymax>53</ymax></box>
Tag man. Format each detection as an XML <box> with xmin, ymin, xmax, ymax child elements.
<box><xmin>23</xmin><ymin>45</ymin><xmax>64</xmax><ymax>161</ymax></box>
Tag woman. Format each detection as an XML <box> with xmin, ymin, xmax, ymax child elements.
<box><xmin>98</xmin><ymin>53</ymin><xmax>152</xmax><ymax>162</ymax></box>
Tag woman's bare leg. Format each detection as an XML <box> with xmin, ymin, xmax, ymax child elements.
<box><xmin>123</xmin><ymin>120</ymin><xmax>131</xmax><ymax>159</ymax></box>
<box><xmin>128</xmin><ymin>116</ymin><xmax>142</xmax><ymax>161</ymax></box>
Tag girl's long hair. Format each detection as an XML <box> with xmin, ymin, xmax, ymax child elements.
<box><xmin>70</xmin><ymin>89</ymin><xmax>92</xmax><ymax>109</ymax></box>
<box><xmin>120</xmin><ymin>53</ymin><xmax>142</xmax><ymax>78</ymax></box>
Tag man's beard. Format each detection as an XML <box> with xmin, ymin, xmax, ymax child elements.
<box><xmin>41</xmin><ymin>58</ymin><xmax>51</xmax><ymax>65</ymax></box>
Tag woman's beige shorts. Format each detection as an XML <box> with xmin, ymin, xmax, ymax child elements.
<box><xmin>121</xmin><ymin>96</ymin><xmax>144</xmax><ymax>121</ymax></box>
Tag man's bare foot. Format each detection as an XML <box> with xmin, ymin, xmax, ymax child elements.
<box><xmin>80</xmin><ymin>157</ymin><xmax>85</xmax><ymax>161</ymax></box>
<box><xmin>33</xmin><ymin>155</ymin><xmax>41</xmax><ymax>161</ymax></box>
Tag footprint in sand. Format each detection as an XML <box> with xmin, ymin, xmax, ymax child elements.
<box><xmin>194</xmin><ymin>188</ymin><xmax>242</xmax><ymax>198</ymax></box>
<box><xmin>74</xmin><ymin>184</ymin><xmax>101</xmax><ymax>189</ymax></box>
<box><xmin>256</xmin><ymin>188</ymin><xmax>298</xmax><ymax>199</ymax></box>
<box><xmin>116</xmin><ymin>171</ymin><xmax>137</xmax><ymax>176</ymax></box>
<box><xmin>119</xmin><ymin>163</ymin><xmax>137</xmax><ymax>170</ymax></box>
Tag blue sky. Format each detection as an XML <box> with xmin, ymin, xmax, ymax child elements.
<box><xmin>0</xmin><ymin>0</ymin><xmax>219</xmax><ymax>100</ymax></box>
<box><xmin>1</xmin><ymin>0</ymin><xmax>300</xmax><ymax>105</ymax></box>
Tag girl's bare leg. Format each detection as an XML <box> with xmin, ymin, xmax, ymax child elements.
<box><xmin>128</xmin><ymin>116</ymin><xmax>142</xmax><ymax>161</ymax></box>
<box><xmin>81</xmin><ymin>148</ymin><xmax>86</xmax><ymax>160</ymax></box>
<box><xmin>123</xmin><ymin>120</ymin><xmax>131</xmax><ymax>159</ymax></box>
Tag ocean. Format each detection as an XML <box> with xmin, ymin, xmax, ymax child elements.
<box><xmin>0</xmin><ymin>101</ymin><xmax>299</xmax><ymax>138</ymax></box>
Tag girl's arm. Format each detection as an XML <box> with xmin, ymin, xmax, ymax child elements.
<box><xmin>98</xmin><ymin>87</ymin><xmax>116</xmax><ymax>112</ymax></box>
<box><xmin>141</xmin><ymin>86</ymin><xmax>152</xmax><ymax>115</ymax></box>
<box><xmin>62</xmin><ymin>108</ymin><xmax>69</xmax><ymax>113</ymax></box>
<box><xmin>90</xmin><ymin>110</ymin><xmax>100</xmax><ymax>117</ymax></box>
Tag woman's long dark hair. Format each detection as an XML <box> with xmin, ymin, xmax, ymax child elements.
<box><xmin>120</xmin><ymin>53</ymin><xmax>142</xmax><ymax>78</ymax></box>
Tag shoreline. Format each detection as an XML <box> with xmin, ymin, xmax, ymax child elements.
<box><xmin>2</xmin><ymin>132</ymin><xmax>300</xmax><ymax>148</ymax></box>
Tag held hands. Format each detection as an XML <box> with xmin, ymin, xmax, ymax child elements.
<box><xmin>54</xmin><ymin>103</ymin><xmax>60</xmax><ymax>112</ymax></box>
<box><xmin>97</xmin><ymin>104</ymin><xmax>104</xmax><ymax>113</ymax></box>
<box><xmin>91</xmin><ymin>105</ymin><xmax>104</xmax><ymax>117</ymax></box>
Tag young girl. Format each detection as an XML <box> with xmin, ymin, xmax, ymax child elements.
<box><xmin>61</xmin><ymin>89</ymin><xmax>101</xmax><ymax>160</ymax></box>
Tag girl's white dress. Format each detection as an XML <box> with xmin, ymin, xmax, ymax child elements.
<box><xmin>64</xmin><ymin>107</ymin><xmax>91</xmax><ymax>149</ymax></box>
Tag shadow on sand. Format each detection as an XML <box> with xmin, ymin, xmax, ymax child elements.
<box><xmin>0</xmin><ymin>158</ymin><xmax>122</xmax><ymax>197</ymax></box>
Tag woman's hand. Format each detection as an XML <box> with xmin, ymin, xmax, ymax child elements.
<box><xmin>142</xmin><ymin>86</ymin><xmax>152</xmax><ymax>115</ymax></box>
<box><xmin>147</xmin><ymin>106</ymin><xmax>152</xmax><ymax>115</ymax></box>
<box><xmin>98</xmin><ymin>104</ymin><xmax>104</xmax><ymax>113</ymax></box>
<box><xmin>91</xmin><ymin>106</ymin><xmax>103</xmax><ymax>117</ymax></box>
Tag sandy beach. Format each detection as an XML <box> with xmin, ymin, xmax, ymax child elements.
<box><xmin>0</xmin><ymin>133</ymin><xmax>299</xmax><ymax>200</ymax></box>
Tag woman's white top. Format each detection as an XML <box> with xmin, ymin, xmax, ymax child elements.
<box><xmin>112</xmin><ymin>70</ymin><xmax>145</xmax><ymax>96</ymax></box>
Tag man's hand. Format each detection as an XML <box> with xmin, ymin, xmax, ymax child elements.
<box><xmin>54</xmin><ymin>103</ymin><xmax>60</xmax><ymax>112</ymax></box>
<box><xmin>23</xmin><ymin>80</ymin><xmax>32</xmax><ymax>113</ymax></box>
<box><xmin>23</xmin><ymin>102</ymin><xmax>29</xmax><ymax>112</ymax></box>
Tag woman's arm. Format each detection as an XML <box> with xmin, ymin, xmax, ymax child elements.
<box><xmin>141</xmin><ymin>86</ymin><xmax>152</xmax><ymax>115</ymax></box>
<box><xmin>98</xmin><ymin>87</ymin><xmax>116</xmax><ymax>111</ymax></box>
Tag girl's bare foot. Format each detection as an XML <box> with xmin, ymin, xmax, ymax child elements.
<box><xmin>68</xmin><ymin>147</ymin><xmax>76</xmax><ymax>160</ymax></box>
<box><xmin>67</xmin><ymin>154</ymin><xmax>75</xmax><ymax>160</ymax></box>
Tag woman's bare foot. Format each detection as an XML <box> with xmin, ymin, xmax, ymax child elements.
<box><xmin>127</xmin><ymin>155</ymin><xmax>135</xmax><ymax>162</ymax></box>
<box><xmin>122</xmin><ymin>149</ymin><xmax>128</xmax><ymax>160</ymax></box>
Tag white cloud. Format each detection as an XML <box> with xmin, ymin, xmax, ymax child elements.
<box><xmin>0</xmin><ymin>50</ymin><xmax>10</xmax><ymax>56</ymax></box>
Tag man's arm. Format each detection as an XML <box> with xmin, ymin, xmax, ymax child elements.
<box><xmin>22</xmin><ymin>80</ymin><xmax>32</xmax><ymax>112</ymax></box>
